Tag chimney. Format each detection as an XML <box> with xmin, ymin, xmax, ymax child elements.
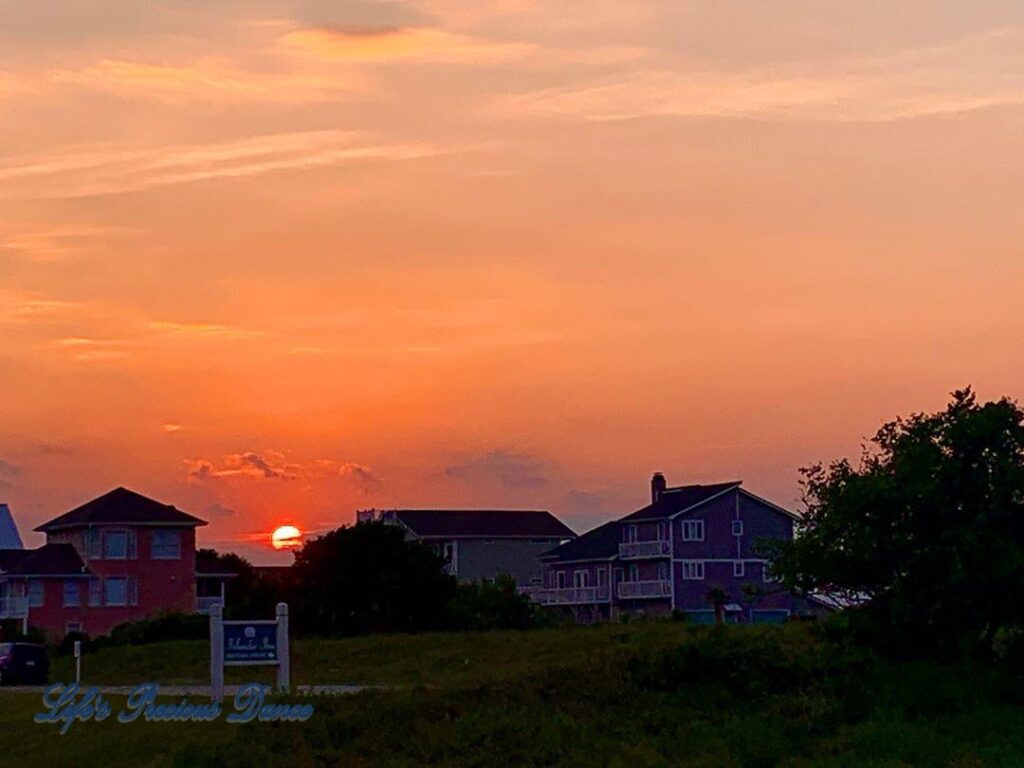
<box><xmin>651</xmin><ymin>473</ymin><xmax>667</xmax><ymax>503</ymax></box>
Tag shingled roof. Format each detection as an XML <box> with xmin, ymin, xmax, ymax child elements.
<box><xmin>0</xmin><ymin>543</ymin><xmax>89</xmax><ymax>577</ymax></box>
<box><xmin>540</xmin><ymin>520</ymin><xmax>622</xmax><ymax>562</ymax></box>
<box><xmin>35</xmin><ymin>487</ymin><xmax>207</xmax><ymax>533</ymax></box>
<box><xmin>619</xmin><ymin>481</ymin><xmax>741</xmax><ymax>522</ymax></box>
<box><xmin>392</xmin><ymin>510</ymin><xmax>575</xmax><ymax>539</ymax></box>
<box><xmin>0</xmin><ymin>549</ymin><xmax>29</xmax><ymax>573</ymax></box>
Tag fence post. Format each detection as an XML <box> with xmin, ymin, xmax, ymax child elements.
<box><xmin>276</xmin><ymin>603</ymin><xmax>289</xmax><ymax>694</ymax></box>
<box><xmin>210</xmin><ymin>603</ymin><xmax>224</xmax><ymax>702</ymax></box>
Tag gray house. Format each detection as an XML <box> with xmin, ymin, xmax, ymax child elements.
<box><xmin>357</xmin><ymin>509</ymin><xmax>576</xmax><ymax>585</ymax></box>
<box><xmin>0</xmin><ymin>504</ymin><xmax>23</xmax><ymax>549</ymax></box>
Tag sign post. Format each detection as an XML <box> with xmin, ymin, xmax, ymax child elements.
<box><xmin>73</xmin><ymin>641</ymin><xmax>82</xmax><ymax>685</ymax></box>
<box><xmin>209</xmin><ymin>603</ymin><xmax>290</xmax><ymax>701</ymax></box>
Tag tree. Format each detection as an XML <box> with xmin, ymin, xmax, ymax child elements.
<box><xmin>289</xmin><ymin>521</ymin><xmax>456</xmax><ymax>635</ymax></box>
<box><xmin>445</xmin><ymin>575</ymin><xmax>539</xmax><ymax>631</ymax></box>
<box><xmin>771</xmin><ymin>388</ymin><xmax>1024</xmax><ymax>656</ymax></box>
<box><xmin>197</xmin><ymin>549</ymin><xmax>283</xmax><ymax>619</ymax></box>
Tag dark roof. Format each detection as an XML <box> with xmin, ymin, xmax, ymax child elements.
<box><xmin>0</xmin><ymin>544</ymin><xmax>89</xmax><ymax>577</ymax></box>
<box><xmin>35</xmin><ymin>487</ymin><xmax>207</xmax><ymax>532</ymax></box>
<box><xmin>392</xmin><ymin>510</ymin><xmax>575</xmax><ymax>539</ymax></box>
<box><xmin>0</xmin><ymin>549</ymin><xmax>29</xmax><ymax>572</ymax></box>
<box><xmin>195</xmin><ymin>551</ymin><xmax>239</xmax><ymax>578</ymax></box>
<box><xmin>540</xmin><ymin>520</ymin><xmax>622</xmax><ymax>562</ymax></box>
<box><xmin>619</xmin><ymin>481</ymin><xmax>741</xmax><ymax>522</ymax></box>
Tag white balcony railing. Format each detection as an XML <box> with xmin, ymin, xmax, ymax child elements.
<box><xmin>520</xmin><ymin>586</ymin><xmax>611</xmax><ymax>605</ymax></box>
<box><xmin>195</xmin><ymin>596</ymin><xmax>225</xmax><ymax>615</ymax></box>
<box><xmin>618</xmin><ymin>540</ymin><xmax>671</xmax><ymax>560</ymax></box>
<box><xmin>0</xmin><ymin>596</ymin><xmax>29</xmax><ymax>620</ymax></box>
<box><xmin>616</xmin><ymin>580</ymin><xmax>672</xmax><ymax>600</ymax></box>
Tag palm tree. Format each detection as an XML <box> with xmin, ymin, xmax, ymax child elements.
<box><xmin>705</xmin><ymin>586</ymin><xmax>730</xmax><ymax>626</ymax></box>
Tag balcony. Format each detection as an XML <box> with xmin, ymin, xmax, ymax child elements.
<box><xmin>195</xmin><ymin>596</ymin><xmax>225</xmax><ymax>615</ymax></box>
<box><xmin>520</xmin><ymin>586</ymin><xmax>610</xmax><ymax>605</ymax></box>
<box><xmin>0</xmin><ymin>596</ymin><xmax>28</xmax><ymax>620</ymax></box>
<box><xmin>618</xmin><ymin>540</ymin><xmax>671</xmax><ymax>560</ymax></box>
<box><xmin>616</xmin><ymin>580</ymin><xmax>672</xmax><ymax>600</ymax></box>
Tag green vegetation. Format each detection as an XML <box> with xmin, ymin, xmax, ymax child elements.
<box><xmin>773</xmin><ymin>388</ymin><xmax>1024</xmax><ymax>658</ymax></box>
<box><xmin>3</xmin><ymin>621</ymin><xmax>1024</xmax><ymax>768</ymax></box>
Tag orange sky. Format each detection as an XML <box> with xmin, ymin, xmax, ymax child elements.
<box><xmin>2</xmin><ymin>1</ymin><xmax>1024</xmax><ymax>562</ymax></box>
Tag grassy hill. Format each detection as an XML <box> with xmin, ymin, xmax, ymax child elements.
<box><xmin>4</xmin><ymin>621</ymin><xmax>1024</xmax><ymax>768</ymax></box>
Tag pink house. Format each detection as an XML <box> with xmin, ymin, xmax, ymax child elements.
<box><xmin>0</xmin><ymin>488</ymin><xmax>228</xmax><ymax>639</ymax></box>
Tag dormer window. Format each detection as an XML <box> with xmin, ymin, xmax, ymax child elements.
<box><xmin>732</xmin><ymin>520</ymin><xmax>743</xmax><ymax>536</ymax></box>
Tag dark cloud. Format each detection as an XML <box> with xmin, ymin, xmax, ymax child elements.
<box><xmin>0</xmin><ymin>458</ymin><xmax>20</xmax><ymax>488</ymax></box>
<box><xmin>202</xmin><ymin>502</ymin><xmax>237</xmax><ymax>519</ymax></box>
<box><xmin>445</xmin><ymin>449</ymin><xmax>548</xmax><ymax>490</ymax></box>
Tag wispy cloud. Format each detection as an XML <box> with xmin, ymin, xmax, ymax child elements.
<box><xmin>53</xmin><ymin>337</ymin><xmax>132</xmax><ymax>362</ymax></box>
<box><xmin>0</xmin><ymin>130</ymin><xmax>449</xmax><ymax>200</ymax></box>
<box><xmin>280</xmin><ymin>26</ymin><xmax>534</xmax><ymax>64</ymax></box>
<box><xmin>149</xmin><ymin>320</ymin><xmax>266</xmax><ymax>340</ymax></box>
<box><xmin>52</xmin><ymin>57</ymin><xmax>365</xmax><ymax>104</ymax></box>
<box><xmin>498</xmin><ymin>28</ymin><xmax>1024</xmax><ymax>123</ymax></box>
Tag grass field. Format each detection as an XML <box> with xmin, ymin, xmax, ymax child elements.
<box><xmin>3</xmin><ymin>621</ymin><xmax>1024</xmax><ymax>768</ymax></box>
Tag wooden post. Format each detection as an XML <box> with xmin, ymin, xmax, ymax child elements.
<box><xmin>74</xmin><ymin>641</ymin><xmax>81</xmax><ymax>684</ymax></box>
<box><xmin>276</xmin><ymin>603</ymin><xmax>290</xmax><ymax>693</ymax></box>
<box><xmin>210</xmin><ymin>603</ymin><xmax>224</xmax><ymax>702</ymax></box>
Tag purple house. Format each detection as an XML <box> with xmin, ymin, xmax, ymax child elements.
<box><xmin>528</xmin><ymin>473</ymin><xmax>812</xmax><ymax>624</ymax></box>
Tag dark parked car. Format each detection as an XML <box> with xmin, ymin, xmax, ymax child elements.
<box><xmin>0</xmin><ymin>643</ymin><xmax>49</xmax><ymax>685</ymax></box>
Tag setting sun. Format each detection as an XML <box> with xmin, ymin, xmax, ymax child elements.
<box><xmin>271</xmin><ymin>525</ymin><xmax>303</xmax><ymax>551</ymax></box>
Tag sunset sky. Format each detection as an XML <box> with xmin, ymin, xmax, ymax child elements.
<box><xmin>2</xmin><ymin>1</ymin><xmax>1024</xmax><ymax>563</ymax></box>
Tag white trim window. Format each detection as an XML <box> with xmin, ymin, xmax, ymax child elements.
<box><xmin>556</xmin><ymin>571</ymin><xmax>567</xmax><ymax>589</ymax></box>
<box><xmin>573</xmin><ymin>570</ymin><xmax>589</xmax><ymax>589</ymax></box>
<box><xmin>681</xmin><ymin>520</ymin><xmax>705</xmax><ymax>542</ymax></box>
<box><xmin>627</xmin><ymin>564</ymin><xmax>639</xmax><ymax>582</ymax></box>
<box><xmin>681</xmin><ymin>560</ymin><xmax>704</xmax><ymax>580</ymax></box>
<box><xmin>151</xmin><ymin>531</ymin><xmax>181</xmax><ymax>560</ymax></box>
<box><xmin>626</xmin><ymin>524</ymin><xmax>638</xmax><ymax>543</ymax></box>
<box><xmin>63</xmin><ymin>580</ymin><xmax>82</xmax><ymax>607</ymax></box>
<box><xmin>732</xmin><ymin>520</ymin><xmax>744</xmax><ymax>536</ymax></box>
<box><xmin>657</xmin><ymin>561</ymin><xmax>669</xmax><ymax>581</ymax></box>
<box><xmin>65</xmin><ymin>622</ymin><xmax>84</xmax><ymax>635</ymax></box>
<box><xmin>763</xmin><ymin>564</ymin><xmax>780</xmax><ymax>583</ymax></box>
<box><xmin>733</xmin><ymin>561</ymin><xmax>745</xmax><ymax>578</ymax></box>
<box><xmin>597</xmin><ymin>568</ymin><xmax>608</xmax><ymax>588</ymax></box>
<box><xmin>27</xmin><ymin>580</ymin><xmax>45</xmax><ymax>607</ymax></box>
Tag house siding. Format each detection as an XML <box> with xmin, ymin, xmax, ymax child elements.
<box><xmin>540</xmin><ymin>485</ymin><xmax>810</xmax><ymax>623</ymax></box>
<box><xmin>453</xmin><ymin>537</ymin><xmax>563</xmax><ymax>584</ymax></box>
<box><xmin>18</xmin><ymin>525</ymin><xmax>198</xmax><ymax>639</ymax></box>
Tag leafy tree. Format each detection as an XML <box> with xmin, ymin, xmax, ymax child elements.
<box><xmin>196</xmin><ymin>549</ymin><xmax>282</xmax><ymax>619</ymax></box>
<box><xmin>289</xmin><ymin>521</ymin><xmax>456</xmax><ymax>635</ymax></box>
<box><xmin>445</xmin><ymin>576</ymin><xmax>542</xmax><ymax>631</ymax></box>
<box><xmin>772</xmin><ymin>388</ymin><xmax>1024</xmax><ymax>656</ymax></box>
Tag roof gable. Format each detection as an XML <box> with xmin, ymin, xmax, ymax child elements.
<box><xmin>0</xmin><ymin>504</ymin><xmax>23</xmax><ymax>549</ymax></box>
<box><xmin>392</xmin><ymin>509</ymin><xmax>575</xmax><ymax>539</ymax></box>
<box><xmin>35</xmin><ymin>487</ymin><xmax>207</xmax><ymax>532</ymax></box>
<box><xmin>620</xmin><ymin>481</ymin><xmax>741</xmax><ymax>522</ymax></box>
